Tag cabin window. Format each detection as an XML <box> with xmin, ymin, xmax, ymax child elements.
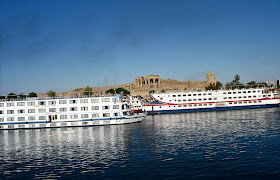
<box><xmin>208</xmin><ymin>98</ymin><xmax>212</xmax><ymax>100</ymax></box>
<box><xmin>248</xmin><ymin>91</ymin><xmax>251</xmax><ymax>93</ymax></box>
<box><xmin>178</xmin><ymin>95</ymin><xmax>181</xmax><ymax>97</ymax></box>
<box><xmin>214</xmin><ymin>98</ymin><xmax>217</xmax><ymax>100</ymax></box>
<box><xmin>263</xmin><ymin>95</ymin><xmax>266</xmax><ymax>97</ymax></box>
<box><xmin>244</xmin><ymin>101</ymin><xmax>247</xmax><ymax>104</ymax></box>
<box><xmin>243</xmin><ymin>91</ymin><xmax>246</xmax><ymax>93</ymax></box>
<box><xmin>233</xmin><ymin>92</ymin><xmax>236</xmax><ymax>94</ymax></box>
<box><xmin>243</xmin><ymin>96</ymin><xmax>247</xmax><ymax>98</ymax></box>
<box><xmin>28</xmin><ymin>116</ymin><xmax>35</xmax><ymax>120</ymax></box>
<box><xmin>80</xmin><ymin>99</ymin><xmax>88</xmax><ymax>103</ymax></box>
<box><xmin>223</xmin><ymin>92</ymin><xmax>226</xmax><ymax>94</ymax></box>
<box><xmin>233</xmin><ymin>97</ymin><xmax>237</xmax><ymax>99</ymax></box>
<box><xmin>102</xmin><ymin>98</ymin><xmax>110</xmax><ymax>102</ymax></box>
<box><xmin>7</xmin><ymin>117</ymin><xmax>14</xmax><ymax>121</ymax></box>
<box><xmin>258</xmin><ymin>101</ymin><xmax>262</xmax><ymax>103</ymax></box>
<box><xmin>27</xmin><ymin>102</ymin><xmax>35</xmax><ymax>106</ymax></box>
<box><xmin>203</xmin><ymin>93</ymin><xmax>207</xmax><ymax>96</ymax></box>
<box><xmin>102</xmin><ymin>106</ymin><xmax>110</xmax><ymax>110</ymax></box>
<box><xmin>0</xmin><ymin>103</ymin><xmax>4</xmax><ymax>107</ymax></box>
<box><xmin>112</xmin><ymin>98</ymin><xmax>119</xmax><ymax>102</ymax></box>
<box><xmin>203</xmin><ymin>98</ymin><xmax>207</xmax><ymax>101</ymax></box>
<box><xmin>229</xmin><ymin>97</ymin><xmax>232</xmax><ymax>99</ymax></box>
<box><xmin>228</xmin><ymin>92</ymin><xmax>232</xmax><ymax>94</ymax></box>
<box><xmin>103</xmin><ymin>113</ymin><xmax>110</xmax><ymax>117</ymax></box>
<box><xmin>114</xmin><ymin>112</ymin><xmax>120</xmax><ymax>116</ymax></box>
<box><xmin>188</xmin><ymin>94</ymin><xmax>191</xmax><ymax>96</ymax></box>
<box><xmin>238</xmin><ymin>91</ymin><xmax>241</xmax><ymax>94</ymax></box>
<box><xmin>183</xmin><ymin>99</ymin><xmax>186</xmax><ymax>102</ymax></box>
<box><xmin>183</xmin><ymin>94</ymin><xmax>186</xmax><ymax>97</ymax></box>
<box><xmin>39</xmin><ymin>101</ymin><xmax>46</xmax><ymax>105</ymax></box>
<box><xmin>178</xmin><ymin>105</ymin><xmax>182</xmax><ymax>107</ymax></box>
<box><xmin>0</xmin><ymin>118</ymin><xmax>4</xmax><ymax>122</ymax></box>
<box><xmin>18</xmin><ymin>109</ymin><xmax>25</xmax><ymax>114</ymax></box>
<box><xmin>92</xmin><ymin>113</ymin><xmax>99</xmax><ymax>117</ymax></box>
<box><xmin>253</xmin><ymin>101</ymin><xmax>257</xmax><ymax>103</ymax></box>
<box><xmin>248</xmin><ymin>96</ymin><xmax>252</xmax><ymax>98</ymax></box>
<box><xmin>229</xmin><ymin>102</ymin><xmax>232</xmax><ymax>105</ymax></box>
<box><xmin>209</xmin><ymin>103</ymin><xmax>213</xmax><ymax>105</ymax></box>
<box><xmin>224</xmin><ymin>97</ymin><xmax>227</xmax><ymax>99</ymax></box>
<box><xmin>59</xmin><ymin>100</ymin><xmax>67</xmax><ymax>104</ymax></box>
<box><xmin>113</xmin><ymin>105</ymin><xmax>119</xmax><ymax>109</ymax></box>
<box><xmin>81</xmin><ymin>114</ymin><xmax>89</xmax><ymax>118</ymax></box>
<box><xmin>234</xmin><ymin>102</ymin><xmax>237</xmax><ymax>104</ymax></box>
<box><xmin>91</xmin><ymin>99</ymin><xmax>99</xmax><ymax>103</ymax></box>
<box><xmin>92</xmin><ymin>106</ymin><xmax>99</xmax><ymax>110</ymax></box>
<box><xmin>193</xmin><ymin>99</ymin><xmax>197</xmax><ymax>101</ymax></box>
<box><xmin>60</xmin><ymin>115</ymin><xmax>67</xmax><ymax>119</ymax></box>
<box><xmin>70</xmin><ymin>107</ymin><xmax>77</xmax><ymax>111</ymax></box>
<box><xmin>194</xmin><ymin>104</ymin><xmax>197</xmax><ymax>107</ymax></box>
<box><xmin>0</xmin><ymin>110</ymin><xmax>3</xmax><ymax>114</ymax></box>
<box><xmin>39</xmin><ymin>116</ymin><xmax>46</xmax><ymax>120</ymax></box>
<box><xmin>178</xmin><ymin>100</ymin><xmax>181</xmax><ymax>102</ymax></box>
<box><xmin>38</xmin><ymin>108</ymin><xmax>46</xmax><ymax>113</ymax></box>
<box><xmin>18</xmin><ymin>117</ymin><xmax>25</xmax><ymax>121</ymax></box>
<box><xmin>239</xmin><ymin>102</ymin><xmax>242</xmax><ymax>104</ymax></box>
<box><xmin>81</xmin><ymin>107</ymin><xmax>88</xmax><ymax>111</ymax></box>
<box><xmin>48</xmin><ymin>101</ymin><xmax>56</xmax><ymax>105</ymax></box>
<box><xmin>49</xmin><ymin>108</ymin><xmax>56</xmax><ymax>112</ymax></box>
<box><xmin>71</xmin><ymin>115</ymin><xmax>78</xmax><ymax>119</ymax></box>
<box><xmin>70</xmin><ymin>100</ymin><xmax>77</xmax><ymax>104</ymax></box>
<box><xmin>208</xmin><ymin>93</ymin><xmax>212</xmax><ymax>95</ymax></box>
<box><xmin>249</xmin><ymin>101</ymin><xmax>252</xmax><ymax>103</ymax></box>
<box><xmin>7</xmin><ymin>110</ymin><xmax>14</xmax><ymax>114</ymax></box>
<box><xmin>204</xmin><ymin>104</ymin><xmax>207</xmax><ymax>106</ymax></box>
<box><xmin>7</xmin><ymin>102</ymin><xmax>14</xmax><ymax>107</ymax></box>
<box><xmin>193</xmin><ymin>94</ymin><xmax>197</xmax><ymax>96</ymax></box>
<box><xmin>60</xmin><ymin>108</ymin><xmax>67</xmax><ymax>112</ymax></box>
<box><xmin>238</xmin><ymin>96</ymin><xmax>242</xmax><ymax>99</ymax></box>
<box><xmin>198</xmin><ymin>94</ymin><xmax>202</xmax><ymax>96</ymax></box>
<box><xmin>253</xmin><ymin>91</ymin><xmax>256</xmax><ymax>93</ymax></box>
<box><xmin>28</xmin><ymin>109</ymin><xmax>35</xmax><ymax>113</ymax></box>
<box><xmin>188</xmin><ymin>105</ymin><xmax>192</xmax><ymax>107</ymax></box>
<box><xmin>17</xmin><ymin>102</ymin><xmax>25</xmax><ymax>106</ymax></box>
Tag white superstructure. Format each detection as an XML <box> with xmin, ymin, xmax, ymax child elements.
<box><xmin>143</xmin><ymin>88</ymin><xmax>280</xmax><ymax>114</ymax></box>
<box><xmin>0</xmin><ymin>95</ymin><xmax>145</xmax><ymax>130</ymax></box>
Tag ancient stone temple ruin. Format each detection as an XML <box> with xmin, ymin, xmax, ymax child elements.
<box><xmin>135</xmin><ymin>75</ymin><xmax>162</xmax><ymax>90</ymax></box>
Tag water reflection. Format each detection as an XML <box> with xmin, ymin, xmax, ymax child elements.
<box><xmin>1</xmin><ymin>108</ymin><xmax>280</xmax><ymax>179</ymax></box>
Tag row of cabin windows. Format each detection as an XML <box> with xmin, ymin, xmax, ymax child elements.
<box><xmin>166</xmin><ymin>93</ymin><xmax>212</xmax><ymax>98</ymax></box>
<box><xmin>228</xmin><ymin>101</ymin><xmax>262</xmax><ymax>105</ymax></box>
<box><xmin>223</xmin><ymin>95</ymin><xmax>270</xmax><ymax>99</ymax></box>
<box><xmin>223</xmin><ymin>90</ymin><xmax>260</xmax><ymax>94</ymax></box>
<box><xmin>170</xmin><ymin>98</ymin><xmax>217</xmax><ymax>102</ymax></box>
<box><xmin>0</xmin><ymin>98</ymin><xmax>117</xmax><ymax>107</ymax></box>
<box><xmin>162</xmin><ymin>90</ymin><xmax>267</xmax><ymax>98</ymax></box>
<box><xmin>1</xmin><ymin>105</ymin><xmax>120</xmax><ymax>114</ymax></box>
<box><xmin>0</xmin><ymin>112</ymin><xmax>122</xmax><ymax>122</ymax></box>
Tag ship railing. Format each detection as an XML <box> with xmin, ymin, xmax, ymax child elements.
<box><xmin>0</xmin><ymin>93</ymin><xmax>124</xmax><ymax>102</ymax></box>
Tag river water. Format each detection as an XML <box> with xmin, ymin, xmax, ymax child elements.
<box><xmin>1</xmin><ymin>108</ymin><xmax>280</xmax><ymax>179</ymax></box>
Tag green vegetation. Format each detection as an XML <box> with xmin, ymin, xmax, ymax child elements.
<box><xmin>47</xmin><ymin>90</ymin><xmax>56</xmax><ymax>97</ymax></box>
<box><xmin>225</xmin><ymin>74</ymin><xmax>245</xmax><ymax>89</ymax></box>
<box><xmin>19</xmin><ymin>93</ymin><xmax>27</xmax><ymax>99</ymax></box>
<box><xmin>0</xmin><ymin>96</ymin><xmax>5</xmax><ymax>99</ymax></box>
<box><xmin>205</xmin><ymin>81</ymin><xmax>223</xmax><ymax>90</ymax></box>
<box><xmin>84</xmin><ymin>86</ymin><xmax>92</xmax><ymax>96</ymax></box>
<box><xmin>105</xmin><ymin>87</ymin><xmax>130</xmax><ymax>95</ymax></box>
<box><xmin>149</xmin><ymin>90</ymin><xmax>155</xmax><ymax>94</ymax></box>
<box><xmin>8</xmin><ymin>93</ymin><xmax>17</xmax><ymax>99</ymax></box>
<box><xmin>28</xmin><ymin>92</ymin><xmax>37</xmax><ymax>97</ymax></box>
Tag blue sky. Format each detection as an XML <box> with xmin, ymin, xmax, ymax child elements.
<box><xmin>1</xmin><ymin>0</ymin><xmax>280</xmax><ymax>95</ymax></box>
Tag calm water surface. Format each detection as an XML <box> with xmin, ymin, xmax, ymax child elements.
<box><xmin>1</xmin><ymin>108</ymin><xmax>280</xmax><ymax>179</ymax></box>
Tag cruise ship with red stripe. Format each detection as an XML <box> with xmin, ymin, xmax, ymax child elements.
<box><xmin>143</xmin><ymin>88</ymin><xmax>280</xmax><ymax>114</ymax></box>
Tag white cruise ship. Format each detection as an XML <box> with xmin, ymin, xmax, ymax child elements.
<box><xmin>0</xmin><ymin>95</ymin><xmax>146</xmax><ymax>130</ymax></box>
<box><xmin>143</xmin><ymin>88</ymin><xmax>280</xmax><ymax>114</ymax></box>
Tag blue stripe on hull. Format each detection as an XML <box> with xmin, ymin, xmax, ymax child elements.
<box><xmin>146</xmin><ymin>104</ymin><xmax>279</xmax><ymax>114</ymax></box>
